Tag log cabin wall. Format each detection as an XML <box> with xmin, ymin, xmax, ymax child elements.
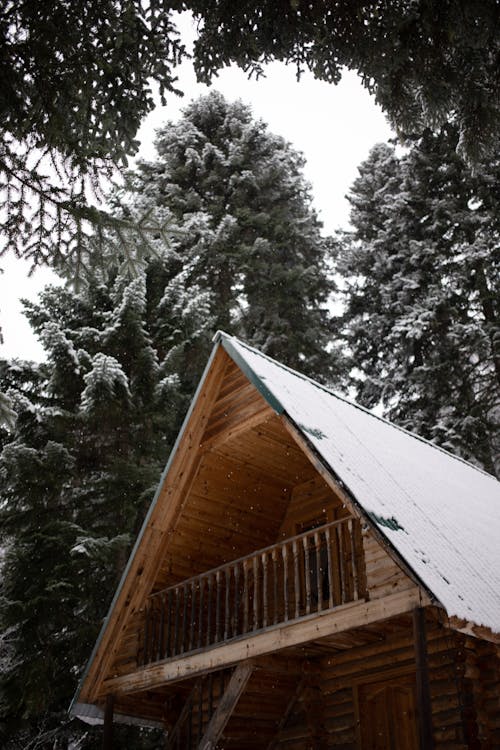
<box><xmin>362</xmin><ymin>530</ymin><xmax>415</xmax><ymax>601</ymax></box>
<box><xmin>265</xmin><ymin>614</ymin><xmax>498</xmax><ymax>750</ymax></box>
<box><xmin>462</xmin><ymin>636</ymin><xmax>500</xmax><ymax>749</ymax></box>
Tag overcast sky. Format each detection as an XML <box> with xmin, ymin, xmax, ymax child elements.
<box><xmin>0</xmin><ymin>17</ymin><xmax>393</xmax><ymax>361</ymax></box>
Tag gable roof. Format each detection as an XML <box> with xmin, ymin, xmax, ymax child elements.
<box><xmin>219</xmin><ymin>332</ymin><xmax>500</xmax><ymax>635</ymax></box>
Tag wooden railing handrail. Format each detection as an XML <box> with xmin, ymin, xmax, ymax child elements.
<box><xmin>148</xmin><ymin>516</ymin><xmax>355</xmax><ymax>601</ymax></box>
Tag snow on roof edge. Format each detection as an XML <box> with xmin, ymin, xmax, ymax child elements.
<box><xmin>218</xmin><ymin>331</ymin><xmax>496</xmax><ymax>482</ymax></box>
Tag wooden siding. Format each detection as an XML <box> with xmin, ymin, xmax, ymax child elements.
<box><xmin>363</xmin><ymin>530</ymin><xmax>415</xmax><ymax>601</ymax></box>
<box><xmin>266</xmin><ymin>614</ymin><xmax>499</xmax><ymax>750</ymax></box>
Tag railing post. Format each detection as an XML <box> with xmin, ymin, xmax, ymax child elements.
<box><xmin>253</xmin><ymin>555</ymin><xmax>259</xmax><ymax>631</ymax></box>
<box><xmin>348</xmin><ymin>519</ymin><xmax>359</xmax><ymax>600</ymax></box>
<box><xmin>233</xmin><ymin>563</ymin><xmax>240</xmax><ymax>636</ymax></box>
<box><xmin>243</xmin><ymin>560</ymin><xmax>250</xmax><ymax>633</ymax></box>
<box><xmin>336</xmin><ymin>524</ymin><xmax>346</xmax><ymax>603</ymax></box>
<box><xmin>215</xmin><ymin>570</ymin><xmax>221</xmax><ymax>642</ymax></box>
<box><xmin>282</xmin><ymin>543</ymin><xmax>289</xmax><ymax>621</ymax></box>
<box><xmin>292</xmin><ymin>539</ymin><xmax>300</xmax><ymax>619</ymax></box>
<box><xmin>302</xmin><ymin>536</ymin><xmax>311</xmax><ymax>615</ymax></box>
<box><xmin>224</xmin><ymin>568</ymin><xmax>230</xmax><ymax>640</ymax></box>
<box><xmin>262</xmin><ymin>552</ymin><xmax>268</xmax><ymax>628</ymax></box>
<box><xmin>314</xmin><ymin>531</ymin><xmax>322</xmax><ymax>612</ymax></box>
<box><xmin>272</xmin><ymin>548</ymin><xmax>278</xmax><ymax>624</ymax></box>
<box><xmin>325</xmin><ymin>526</ymin><xmax>334</xmax><ymax>609</ymax></box>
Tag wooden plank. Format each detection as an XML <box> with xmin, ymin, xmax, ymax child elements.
<box><xmin>101</xmin><ymin>587</ymin><xmax>430</xmax><ymax>696</ymax></box>
<box><xmin>198</xmin><ymin>662</ymin><xmax>254</xmax><ymax>750</ymax></box>
<box><xmin>204</xmin><ymin>405</ymin><xmax>276</xmax><ymax>450</ymax></box>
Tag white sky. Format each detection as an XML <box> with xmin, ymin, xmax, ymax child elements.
<box><xmin>0</xmin><ymin>18</ymin><xmax>393</xmax><ymax>362</ymax></box>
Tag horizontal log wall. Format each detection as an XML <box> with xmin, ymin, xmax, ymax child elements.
<box><xmin>270</xmin><ymin>616</ymin><xmax>488</xmax><ymax>749</ymax></box>
<box><xmin>463</xmin><ymin>636</ymin><xmax>500</xmax><ymax>749</ymax></box>
<box><xmin>362</xmin><ymin>529</ymin><xmax>414</xmax><ymax>600</ymax></box>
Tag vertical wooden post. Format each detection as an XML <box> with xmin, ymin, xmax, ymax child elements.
<box><xmin>413</xmin><ymin>607</ymin><xmax>434</xmax><ymax>750</ymax></box>
<box><xmin>102</xmin><ymin>694</ymin><xmax>115</xmax><ymax>750</ymax></box>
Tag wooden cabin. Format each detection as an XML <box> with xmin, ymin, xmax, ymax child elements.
<box><xmin>71</xmin><ymin>332</ymin><xmax>500</xmax><ymax>749</ymax></box>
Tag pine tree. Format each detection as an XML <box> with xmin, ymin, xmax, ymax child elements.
<box><xmin>338</xmin><ymin>128</ymin><xmax>500</xmax><ymax>476</ymax></box>
<box><xmin>0</xmin><ymin>95</ymin><xmax>336</xmax><ymax>747</ymax></box>
<box><xmin>130</xmin><ymin>91</ymin><xmax>336</xmax><ymax>383</ymax></box>
<box><xmin>0</xmin><ymin>278</ymin><xmax>174</xmax><ymax>749</ymax></box>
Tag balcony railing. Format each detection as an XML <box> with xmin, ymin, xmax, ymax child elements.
<box><xmin>138</xmin><ymin>517</ymin><xmax>366</xmax><ymax>667</ymax></box>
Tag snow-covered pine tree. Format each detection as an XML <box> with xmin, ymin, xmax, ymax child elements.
<box><xmin>338</xmin><ymin>128</ymin><xmax>500</xmax><ymax>477</ymax></box>
<box><xmin>130</xmin><ymin>91</ymin><xmax>336</xmax><ymax>384</ymax></box>
<box><xmin>0</xmin><ymin>279</ymin><xmax>175</xmax><ymax>749</ymax></box>
<box><xmin>0</xmin><ymin>94</ymin><xmax>336</xmax><ymax>747</ymax></box>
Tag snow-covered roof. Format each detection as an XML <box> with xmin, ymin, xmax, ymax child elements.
<box><xmin>219</xmin><ymin>333</ymin><xmax>500</xmax><ymax>635</ymax></box>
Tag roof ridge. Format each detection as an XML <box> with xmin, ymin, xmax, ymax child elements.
<box><xmin>217</xmin><ymin>331</ymin><xmax>496</xmax><ymax>482</ymax></box>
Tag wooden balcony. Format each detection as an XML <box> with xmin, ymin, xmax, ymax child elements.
<box><xmin>138</xmin><ymin>517</ymin><xmax>367</xmax><ymax>667</ymax></box>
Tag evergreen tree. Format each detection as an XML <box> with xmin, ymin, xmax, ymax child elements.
<box><xmin>338</xmin><ymin>129</ymin><xmax>500</xmax><ymax>477</ymax></box>
<box><xmin>0</xmin><ymin>279</ymin><xmax>170</xmax><ymax>749</ymax></box>
<box><xmin>3</xmin><ymin>1</ymin><xmax>498</xmax><ymax>272</ymax></box>
<box><xmin>130</xmin><ymin>91</ymin><xmax>335</xmax><ymax>384</ymax></box>
<box><xmin>0</xmin><ymin>96</ymin><xmax>336</xmax><ymax>747</ymax></box>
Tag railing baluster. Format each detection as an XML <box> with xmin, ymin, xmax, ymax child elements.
<box><xmin>215</xmin><ymin>570</ymin><xmax>221</xmax><ymax>643</ymax></box>
<box><xmin>336</xmin><ymin>523</ymin><xmax>346</xmax><ymax>604</ymax></box>
<box><xmin>272</xmin><ymin>548</ymin><xmax>278</xmax><ymax>624</ymax></box>
<box><xmin>315</xmin><ymin>531</ymin><xmax>322</xmax><ymax>612</ymax></box>
<box><xmin>173</xmin><ymin>585</ymin><xmax>181</xmax><ymax>657</ymax></box>
<box><xmin>143</xmin><ymin>602</ymin><xmax>150</xmax><ymax>665</ymax></box>
<box><xmin>189</xmin><ymin>583</ymin><xmax>195</xmax><ymax>652</ymax></box>
<box><xmin>165</xmin><ymin>589</ymin><xmax>172</xmax><ymax>658</ymax></box>
<box><xmin>293</xmin><ymin>539</ymin><xmax>300</xmax><ymax>619</ymax></box>
<box><xmin>233</xmin><ymin>562</ymin><xmax>240</xmax><ymax>637</ymax></box>
<box><xmin>282</xmin><ymin>543</ymin><xmax>289</xmax><ymax>621</ymax></box>
<box><xmin>303</xmin><ymin>536</ymin><xmax>311</xmax><ymax>615</ymax></box>
<box><xmin>253</xmin><ymin>555</ymin><xmax>259</xmax><ymax>630</ymax></box>
<box><xmin>206</xmin><ymin>573</ymin><xmax>213</xmax><ymax>646</ymax></box>
<box><xmin>243</xmin><ymin>560</ymin><xmax>249</xmax><ymax>634</ymax></box>
<box><xmin>180</xmin><ymin>583</ymin><xmax>187</xmax><ymax>654</ymax></box>
<box><xmin>262</xmin><ymin>552</ymin><xmax>268</xmax><ymax>628</ymax></box>
<box><xmin>348</xmin><ymin>519</ymin><xmax>359</xmax><ymax>600</ymax></box>
<box><xmin>325</xmin><ymin>526</ymin><xmax>334</xmax><ymax>610</ymax></box>
<box><xmin>157</xmin><ymin>593</ymin><xmax>165</xmax><ymax>661</ymax></box>
<box><xmin>198</xmin><ymin>577</ymin><xmax>204</xmax><ymax>649</ymax></box>
<box><xmin>224</xmin><ymin>567</ymin><xmax>230</xmax><ymax>640</ymax></box>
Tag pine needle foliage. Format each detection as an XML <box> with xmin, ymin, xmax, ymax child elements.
<box><xmin>1</xmin><ymin>1</ymin><xmax>499</xmax><ymax>276</ymax></box>
<box><xmin>337</xmin><ymin>128</ymin><xmax>500</xmax><ymax>477</ymax></box>
<box><xmin>0</xmin><ymin>0</ymin><xmax>185</xmax><ymax>279</ymax></box>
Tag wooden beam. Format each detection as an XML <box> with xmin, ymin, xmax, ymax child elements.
<box><xmin>200</xmin><ymin>404</ymin><xmax>275</xmax><ymax>450</ymax></box>
<box><xmin>198</xmin><ymin>662</ymin><xmax>254</xmax><ymax>750</ymax></box>
<box><xmin>101</xmin><ymin>587</ymin><xmax>429</xmax><ymax>696</ymax></box>
<box><xmin>413</xmin><ymin>607</ymin><xmax>434</xmax><ymax>750</ymax></box>
<box><xmin>102</xmin><ymin>694</ymin><xmax>114</xmax><ymax>750</ymax></box>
